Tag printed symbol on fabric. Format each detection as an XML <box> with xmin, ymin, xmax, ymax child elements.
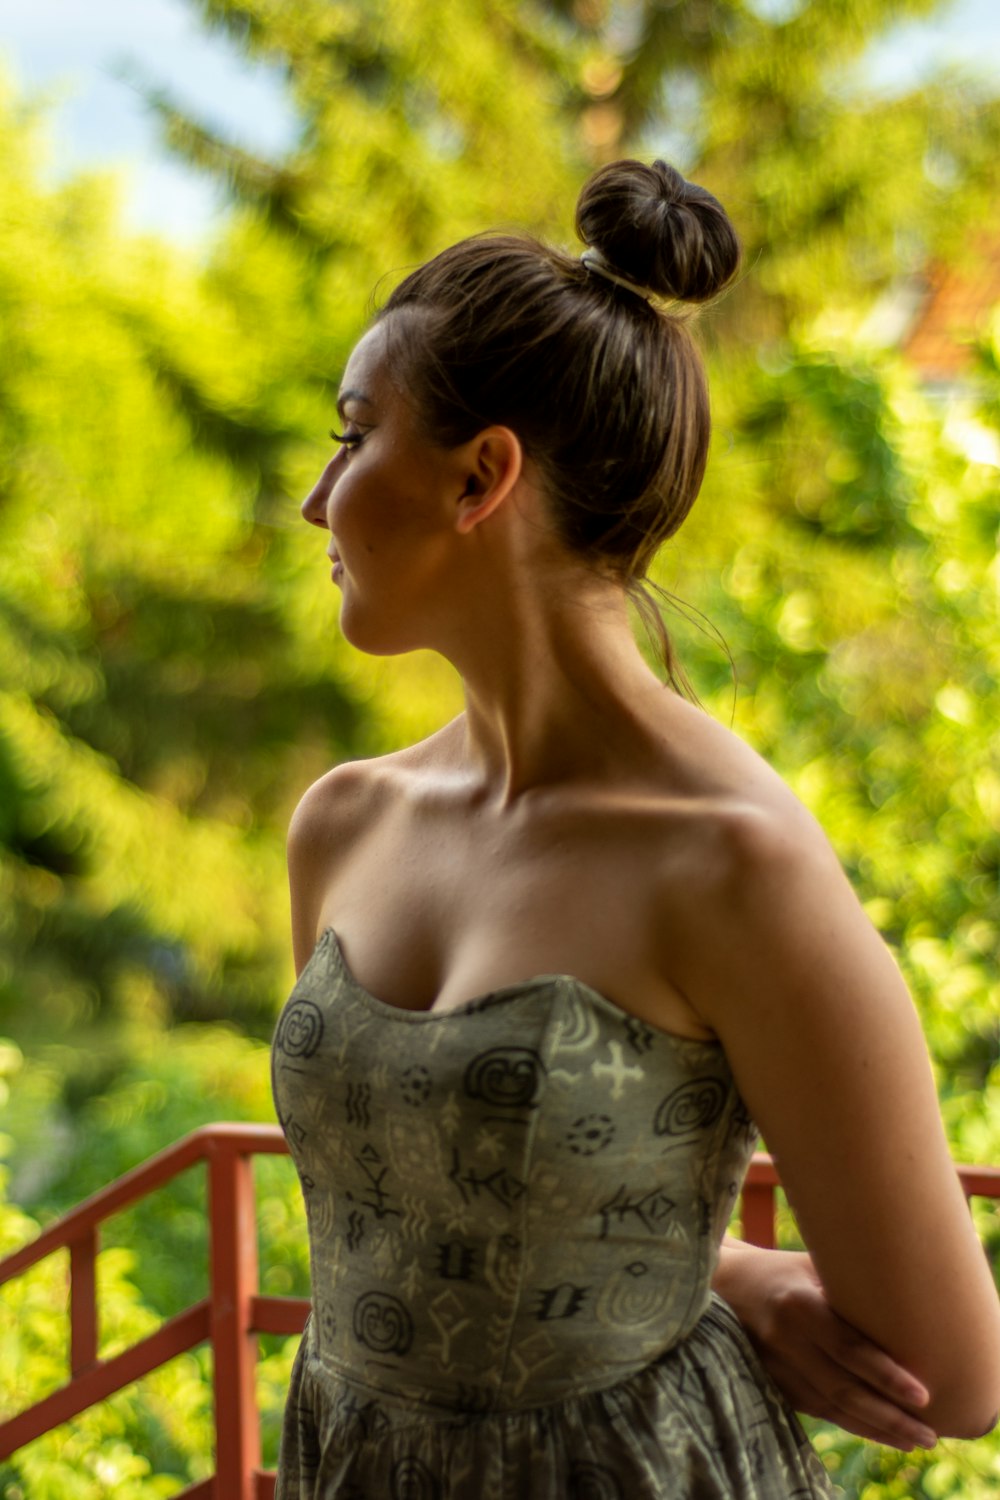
<box><xmin>484</xmin><ymin>1232</ymin><xmax>522</xmax><ymax>1298</ymax></box>
<box><xmin>454</xmin><ymin>1381</ymin><xmax>494</xmax><ymax>1414</ymax></box>
<box><xmin>307</xmin><ymin>1189</ymin><xmax>335</xmax><ymax>1237</ymax></box>
<box><xmin>568</xmin><ymin>1460</ymin><xmax>625</xmax><ymax>1499</ymax></box>
<box><xmin>346</xmin><ymin>1081</ymin><xmax>372</xmax><ymax>1127</ymax></box>
<box><xmin>448</xmin><ymin>1146</ymin><xmax>527</xmax><ymax>1209</ymax></box>
<box><xmin>387</xmin><ymin>1115</ymin><xmax>442</xmax><ymax>1182</ymax></box>
<box><xmin>278</xmin><ymin>1111</ymin><xmax>308</xmax><ymax>1147</ymax></box>
<box><xmin>464</xmin><ymin>1047</ymin><xmax>546</xmax><ymax>1110</ymax></box>
<box><xmin>590</xmin><ymin>1042</ymin><xmax>644</xmax><ymax>1101</ymax></box>
<box><xmin>400</xmin><ymin>1194</ymin><xmax>432</xmax><ymax>1243</ymax></box>
<box><xmin>623</xmin><ymin>1016</ymin><xmax>655</xmax><ymax>1055</ymax></box>
<box><xmin>333</xmin><ymin>1389</ymin><xmax>390</xmax><ymax>1442</ymax></box>
<box><xmin>275</xmin><ymin>1000</ymin><xmax>324</xmax><ymax>1058</ymax></box>
<box><xmin>435</xmin><ymin>1239</ymin><xmax>477</xmax><ymax>1281</ymax></box>
<box><xmin>474</xmin><ymin>1126</ymin><xmax>504</xmax><ymax>1161</ymax></box>
<box><xmin>553</xmin><ymin>993</ymin><xmax>601</xmax><ymax>1051</ymax></box>
<box><xmin>596</xmin><ymin>1183</ymin><xmax>677</xmax><ymax>1240</ymax></box>
<box><xmin>533</xmin><ymin>1282</ymin><xmax>589</xmax><ymax>1321</ymax></box>
<box><xmin>596</xmin><ymin>1259</ymin><xmax>671</xmax><ymax>1328</ymax></box>
<box><xmin>346</xmin><ymin>1142</ymin><xmax>400</xmax><ymax>1222</ymax></box>
<box><xmin>346</xmin><ymin>1209</ymin><xmax>365</xmax><ymax>1252</ymax></box>
<box><xmin>317</xmin><ymin>1297</ymin><xmax>337</xmax><ymax>1347</ymax></box>
<box><xmin>653</xmin><ymin>1077</ymin><xmax>727</xmax><ymax>1139</ymax></box>
<box><xmin>292</xmin><ymin>1396</ymin><xmax>322</xmax><ymax>1480</ymax></box>
<box><xmin>565</xmin><ymin>1113</ymin><xmax>616</xmax><ymax>1156</ymax></box>
<box><xmin>352</xmin><ymin>1290</ymin><xmax>414</xmax><ymax>1356</ymax></box>
<box><xmin>506</xmin><ymin>1327</ymin><xmax>562</xmax><ymax>1396</ymax></box>
<box><xmin>674</xmin><ymin>1360</ymin><xmax>715</xmax><ymax>1410</ymax></box>
<box><xmin>389</xmin><ymin>1455</ymin><xmax>441</xmax><ymax>1500</ymax></box>
<box><xmin>400</xmin><ymin>1064</ymin><xmax>432</xmax><ymax>1106</ymax></box>
<box><xmin>427</xmin><ymin>1287</ymin><xmax>472</xmax><ymax>1367</ymax></box>
<box><xmin>729</xmin><ymin>1093</ymin><xmax>759</xmax><ymax>1150</ymax></box>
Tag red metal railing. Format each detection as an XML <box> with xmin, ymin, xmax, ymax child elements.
<box><xmin>739</xmin><ymin>1155</ymin><xmax>1000</xmax><ymax>1248</ymax></box>
<box><xmin>1</xmin><ymin>1128</ymin><xmax>998</xmax><ymax>1498</ymax></box>
<box><xmin>0</xmin><ymin>1124</ymin><xmax>308</xmax><ymax>1500</ymax></box>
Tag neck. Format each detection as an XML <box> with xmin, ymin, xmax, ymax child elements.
<box><xmin>441</xmin><ymin>573</ymin><xmax>676</xmax><ymax>804</ymax></box>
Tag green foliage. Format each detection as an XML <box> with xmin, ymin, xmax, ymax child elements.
<box><xmin>0</xmin><ymin>1026</ymin><xmax>306</xmax><ymax>1493</ymax></box>
<box><xmin>1</xmin><ymin>0</ymin><xmax>999</xmax><ymax>1493</ymax></box>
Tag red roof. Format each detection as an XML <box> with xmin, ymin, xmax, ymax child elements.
<box><xmin>902</xmin><ymin>233</ymin><xmax>1000</xmax><ymax>380</ymax></box>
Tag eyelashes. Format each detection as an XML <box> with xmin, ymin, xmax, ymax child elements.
<box><xmin>329</xmin><ymin>427</ymin><xmax>365</xmax><ymax>450</ymax></box>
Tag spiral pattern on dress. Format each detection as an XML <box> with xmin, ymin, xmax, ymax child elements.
<box><xmin>275</xmin><ymin>999</ymin><xmax>324</xmax><ymax>1058</ymax></box>
<box><xmin>464</xmin><ymin>1047</ymin><xmax>545</xmax><ymax>1108</ymax></box>
<box><xmin>352</xmin><ymin>1291</ymin><xmax>414</xmax><ymax>1355</ymax></box>
<box><xmin>653</xmin><ymin>1077</ymin><xmax>727</xmax><ymax>1137</ymax></box>
<box><xmin>568</xmin><ymin>1459</ymin><xmax>625</xmax><ymax>1499</ymax></box>
<box><xmin>390</xmin><ymin>1456</ymin><xmax>441</xmax><ymax>1500</ymax></box>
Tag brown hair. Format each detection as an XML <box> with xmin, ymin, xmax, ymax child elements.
<box><xmin>378</xmin><ymin>158</ymin><xmax>741</xmax><ymax>688</ymax></box>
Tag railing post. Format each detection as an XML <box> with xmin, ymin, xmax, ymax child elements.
<box><xmin>741</xmin><ymin>1177</ymin><xmax>777</xmax><ymax>1248</ymax></box>
<box><xmin>69</xmin><ymin>1229</ymin><xmax>99</xmax><ymax>1375</ymax></box>
<box><xmin>208</xmin><ymin>1141</ymin><xmax>261</xmax><ymax>1500</ymax></box>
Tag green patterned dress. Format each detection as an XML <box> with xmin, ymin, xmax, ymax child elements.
<box><xmin>271</xmin><ymin>928</ymin><xmax>835</xmax><ymax>1498</ymax></box>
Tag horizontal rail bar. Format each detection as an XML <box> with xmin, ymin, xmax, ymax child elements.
<box><xmin>175</xmin><ymin>1479</ymin><xmax>215</xmax><ymax>1500</ymax></box>
<box><xmin>957</xmin><ymin>1165</ymin><xmax>1000</xmax><ymax>1197</ymax></box>
<box><xmin>0</xmin><ymin>1125</ymin><xmax>287</xmax><ymax>1287</ymax></box>
<box><xmin>249</xmin><ymin>1295</ymin><xmax>311</xmax><ymax>1336</ymax></box>
<box><xmin>742</xmin><ymin>1155</ymin><xmax>1000</xmax><ymax>1197</ymax></box>
<box><xmin>0</xmin><ymin>1300</ymin><xmax>211</xmax><ymax>1457</ymax></box>
<box><xmin>3</xmin><ymin>1126</ymin><xmax>998</xmax><ymax>1492</ymax></box>
<box><xmin>739</xmin><ymin>1154</ymin><xmax>1000</xmax><ymax>1249</ymax></box>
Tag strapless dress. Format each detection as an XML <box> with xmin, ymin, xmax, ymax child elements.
<box><xmin>271</xmin><ymin>928</ymin><xmax>835</xmax><ymax>1498</ymax></box>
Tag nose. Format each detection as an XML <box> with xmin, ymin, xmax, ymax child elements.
<box><xmin>301</xmin><ymin>458</ymin><xmax>337</xmax><ymax>529</ymax></box>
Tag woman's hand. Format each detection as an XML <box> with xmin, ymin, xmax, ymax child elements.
<box><xmin>714</xmin><ymin>1240</ymin><xmax>937</xmax><ymax>1451</ymax></box>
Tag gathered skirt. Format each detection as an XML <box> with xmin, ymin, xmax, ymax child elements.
<box><xmin>275</xmin><ymin>1294</ymin><xmax>836</xmax><ymax>1499</ymax></box>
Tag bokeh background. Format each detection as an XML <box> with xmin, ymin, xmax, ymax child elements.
<box><xmin>0</xmin><ymin>0</ymin><xmax>998</xmax><ymax>1493</ymax></box>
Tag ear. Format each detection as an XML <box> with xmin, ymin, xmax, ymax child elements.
<box><xmin>453</xmin><ymin>427</ymin><xmax>524</xmax><ymax>535</ymax></box>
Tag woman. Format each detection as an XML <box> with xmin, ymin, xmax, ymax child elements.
<box><xmin>272</xmin><ymin>158</ymin><xmax>1000</xmax><ymax>1497</ymax></box>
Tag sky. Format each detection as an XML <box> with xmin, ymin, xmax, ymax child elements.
<box><xmin>0</xmin><ymin>0</ymin><xmax>998</xmax><ymax>244</ymax></box>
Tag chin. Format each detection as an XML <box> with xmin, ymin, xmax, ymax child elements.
<box><xmin>338</xmin><ymin>604</ymin><xmax>423</xmax><ymax>658</ymax></box>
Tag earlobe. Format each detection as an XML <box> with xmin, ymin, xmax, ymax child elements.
<box><xmin>454</xmin><ymin>427</ymin><xmax>523</xmax><ymax>535</ymax></box>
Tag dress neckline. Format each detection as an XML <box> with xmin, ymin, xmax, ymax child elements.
<box><xmin>314</xmin><ymin>926</ymin><xmax>722</xmax><ymax>1050</ymax></box>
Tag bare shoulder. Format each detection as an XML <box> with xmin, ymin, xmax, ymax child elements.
<box><xmin>286</xmin><ymin>722</ymin><xmax>463</xmax><ymax>972</ymax></box>
<box><xmin>651</xmin><ymin>710</ymin><xmax>843</xmax><ymax>938</ymax></box>
<box><xmin>286</xmin><ymin>759</ymin><xmax>386</xmax><ymax>971</ymax></box>
<box><xmin>683</xmin><ymin>783</ymin><xmax>847</xmax><ymax>927</ymax></box>
<box><xmin>288</xmin><ymin>757</ymin><xmax>389</xmax><ymax>864</ymax></box>
<box><xmin>289</xmin><ymin>719</ymin><xmax>460</xmax><ymax>853</ymax></box>
<box><xmin>661</xmin><ymin>766</ymin><xmax>889</xmax><ymax>1043</ymax></box>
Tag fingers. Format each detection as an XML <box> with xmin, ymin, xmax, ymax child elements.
<box><xmin>824</xmin><ymin>1324</ymin><xmax>930</xmax><ymax>1411</ymax></box>
<box><xmin>721</xmin><ymin>1246</ymin><xmax>938</xmax><ymax>1449</ymax></box>
<box><xmin>766</xmin><ymin>1356</ymin><xmax>937</xmax><ymax>1450</ymax></box>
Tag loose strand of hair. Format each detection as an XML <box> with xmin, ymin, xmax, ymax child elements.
<box><xmin>628</xmin><ymin>578</ymin><xmax>737</xmax><ymax>724</ymax></box>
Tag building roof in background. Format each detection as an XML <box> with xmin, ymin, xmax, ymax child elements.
<box><xmin>902</xmin><ymin>233</ymin><xmax>1000</xmax><ymax>381</ymax></box>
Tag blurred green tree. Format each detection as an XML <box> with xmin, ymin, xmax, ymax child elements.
<box><xmin>1</xmin><ymin>0</ymin><xmax>999</xmax><ymax>1491</ymax></box>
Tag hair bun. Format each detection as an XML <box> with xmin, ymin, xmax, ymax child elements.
<box><xmin>575</xmin><ymin>158</ymin><xmax>741</xmax><ymax>303</ymax></box>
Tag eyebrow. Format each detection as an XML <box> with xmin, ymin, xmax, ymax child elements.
<box><xmin>336</xmin><ymin>388</ymin><xmax>375</xmax><ymax>416</ymax></box>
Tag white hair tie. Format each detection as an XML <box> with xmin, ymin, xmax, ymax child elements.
<box><xmin>580</xmin><ymin>248</ymin><xmax>652</xmax><ymax>302</ymax></box>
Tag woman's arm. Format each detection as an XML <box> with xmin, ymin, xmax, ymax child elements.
<box><xmin>670</xmin><ymin>803</ymin><xmax>1000</xmax><ymax>1437</ymax></box>
<box><xmin>714</xmin><ymin>1238</ymin><xmax>937</xmax><ymax>1449</ymax></box>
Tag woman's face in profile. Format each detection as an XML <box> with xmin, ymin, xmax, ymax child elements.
<box><xmin>301</xmin><ymin>324</ymin><xmax>470</xmax><ymax>655</ymax></box>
